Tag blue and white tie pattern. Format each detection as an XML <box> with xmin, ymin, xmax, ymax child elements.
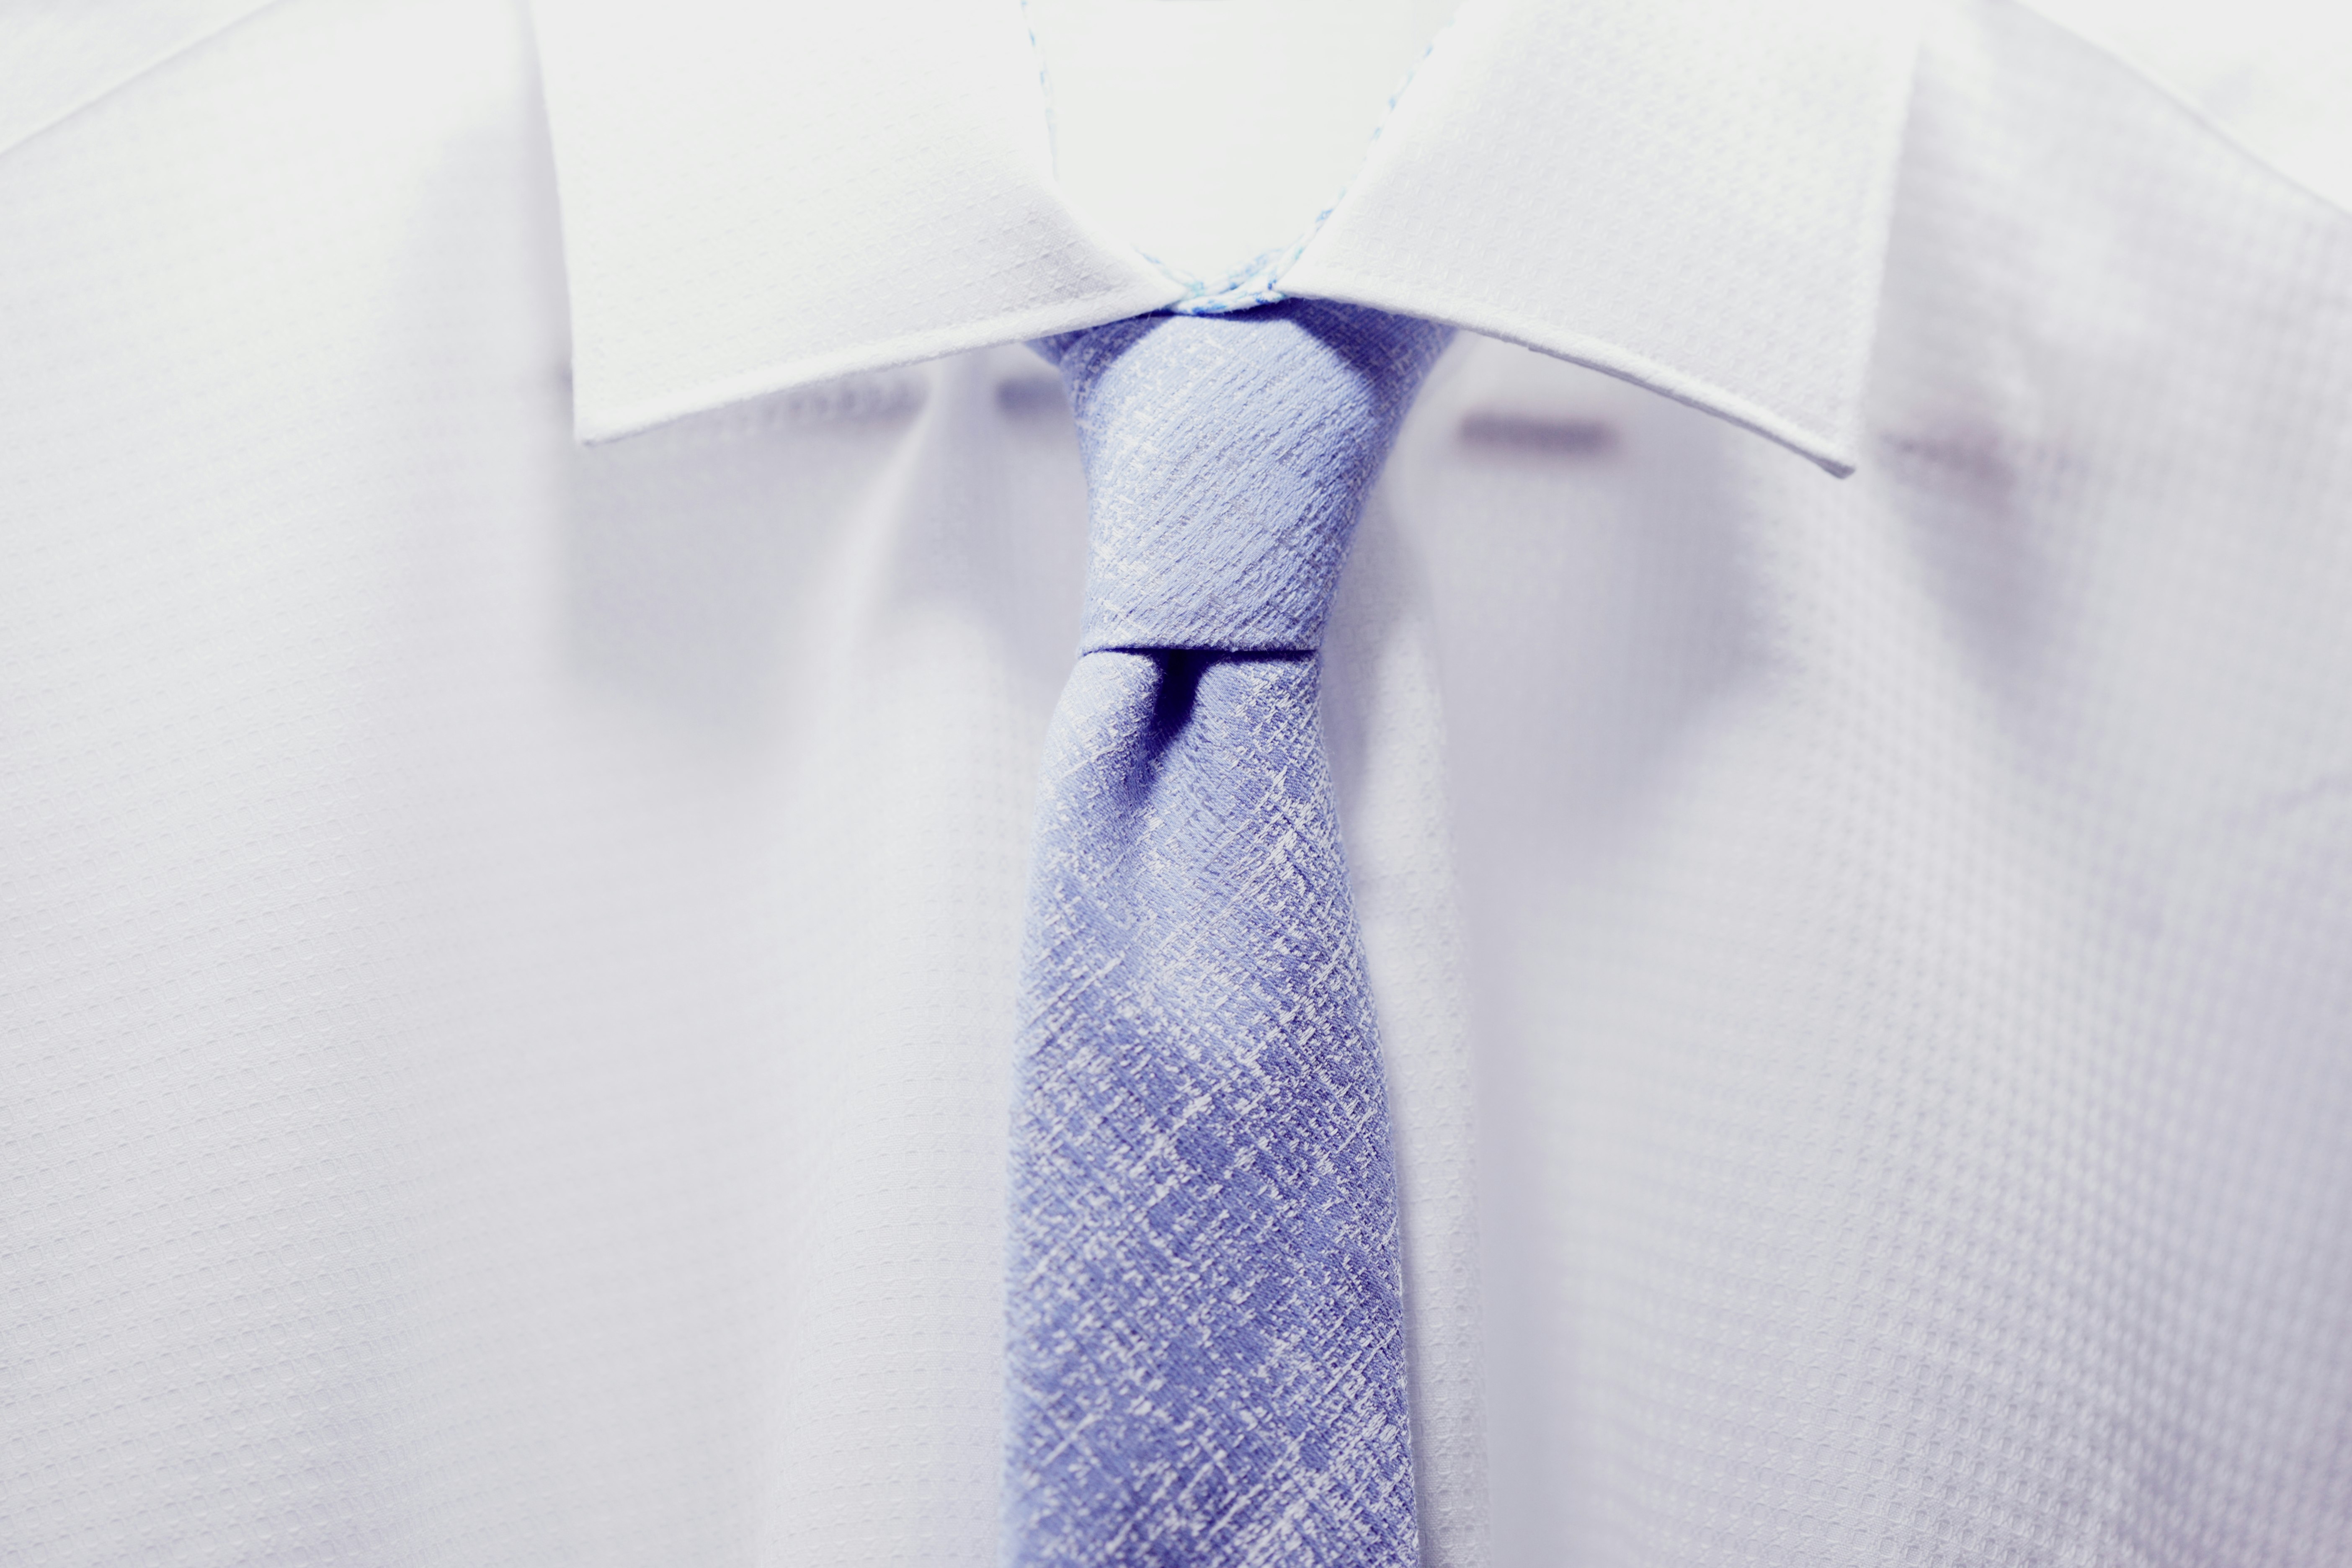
<box><xmin>1007</xmin><ymin>302</ymin><xmax>1453</xmax><ymax>1566</ymax></box>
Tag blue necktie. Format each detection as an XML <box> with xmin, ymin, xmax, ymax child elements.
<box><xmin>1006</xmin><ymin>301</ymin><xmax>1454</xmax><ymax>1565</ymax></box>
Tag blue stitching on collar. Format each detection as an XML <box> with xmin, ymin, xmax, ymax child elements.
<box><xmin>1163</xmin><ymin>20</ymin><xmax>1455</xmax><ymax>315</ymax></box>
<box><xmin>1019</xmin><ymin>2</ymin><xmax>1457</xmax><ymax>316</ymax></box>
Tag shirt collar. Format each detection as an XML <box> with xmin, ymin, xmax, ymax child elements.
<box><xmin>534</xmin><ymin>0</ymin><xmax>1921</xmax><ymax>475</ymax></box>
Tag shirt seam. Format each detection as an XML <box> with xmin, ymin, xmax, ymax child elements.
<box><xmin>1018</xmin><ymin>0</ymin><xmax>1466</xmax><ymax>317</ymax></box>
<box><xmin>0</xmin><ymin>0</ymin><xmax>291</xmax><ymax>167</ymax></box>
<box><xmin>2010</xmin><ymin>0</ymin><xmax>2352</xmax><ymax>226</ymax></box>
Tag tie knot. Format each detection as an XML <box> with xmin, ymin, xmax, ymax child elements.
<box><xmin>1040</xmin><ymin>301</ymin><xmax>1452</xmax><ymax>655</ymax></box>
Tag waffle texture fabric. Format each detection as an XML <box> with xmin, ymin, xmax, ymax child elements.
<box><xmin>1008</xmin><ymin>304</ymin><xmax>1451</xmax><ymax>1565</ymax></box>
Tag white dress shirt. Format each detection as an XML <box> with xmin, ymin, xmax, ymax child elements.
<box><xmin>5</xmin><ymin>3</ymin><xmax>2349</xmax><ymax>1565</ymax></box>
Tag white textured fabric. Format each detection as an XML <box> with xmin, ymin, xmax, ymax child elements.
<box><xmin>1403</xmin><ymin>8</ymin><xmax>2352</xmax><ymax>1558</ymax></box>
<box><xmin>532</xmin><ymin>0</ymin><xmax>1915</xmax><ymax>464</ymax></box>
<box><xmin>2022</xmin><ymin>0</ymin><xmax>2352</xmax><ymax>212</ymax></box>
<box><xmin>531</xmin><ymin>0</ymin><xmax>1180</xmax><ymax>439</ymax></box>
<box><xmin>0</xmin><ymin>0</ymin><xmax>276</xmax><ymax>156</ymax></box>
<box><xmin>6</xmin><ymin>1</ymin><xmax>2352</xmax><ymax>1565</ymax></box>
<box><xmin>1022</xmin><ymin>0</ymin><xmax>1459</xmax><ymax>290</ymax></box>
<box><xmin>1282</xmin><ymin>0</ymin><xmax>1922</xmax><ymax>473</ymax></box>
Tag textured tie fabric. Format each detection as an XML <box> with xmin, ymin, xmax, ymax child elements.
<box><xmin>1006</xmin><ymin>301</ymin><xmax>1455</xmax><ymax>1566</ymax></box>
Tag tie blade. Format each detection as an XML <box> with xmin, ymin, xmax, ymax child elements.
<box><xmin>1008</xmin><ymin>651</ymin><xmax>1419</xmax><ymax>1565</ymax></box>
<box><xmin>1011</xmin><ymin>299</ymin><xmax>1444</xmax><ymax>1564</ymax></box>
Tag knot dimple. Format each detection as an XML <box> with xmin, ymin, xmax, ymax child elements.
<box><xmin>1039</xmin><ymin>301</ymin><xmax>1453</xmax><ymax>655</ymax></box>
